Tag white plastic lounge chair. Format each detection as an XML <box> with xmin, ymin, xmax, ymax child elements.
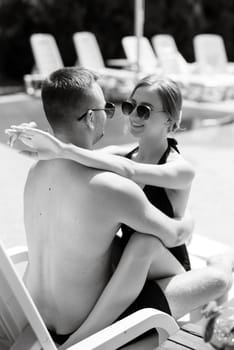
<box><xmin>151</xmin><ymin>34</ymin><xmax>199</xmax><ymax>79</ymax></box>
<box><xmin>152</xmin><ymin>34</ymin><xmax>178</xmax><ymax>58</ymax></box>
<box><xmin>72</xmin><ymin>32</ymin><xmax>135</xmax><ymax>80</ymax></box>
<box><xmin>121</xmin><ymin>36</ymin><xmax>160</xmax><ymax>73</ymax></box>
<box><xmin>24</xmin><ymin>33</ymin><xmax>64</xmax><ymax>95</ymax></box>
<box><xmin>0</xmin><ymin>240</ymin><xmax>179</xmax><ymax>349</ymax></box>
<box><xmin>193</xmin><ymin>34</ymin><xmax>234</xmax><ymax>74</ymax></box>
<box><xmin>151</xmin><ymin>34</ymin><xmax>190</xmax><ymax>74</ymax></box>
<box><xmin>30</xmin><ymin>33</ymin><xmax>64</xmax><ymax>77</ymax></box>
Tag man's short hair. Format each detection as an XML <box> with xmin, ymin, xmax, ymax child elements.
<box><xmin>41</xmin><ymin>67</ymin><xmax>99</xmax><ymax>129</ymax></box>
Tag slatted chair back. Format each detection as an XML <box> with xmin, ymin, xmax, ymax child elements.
<box><xmin>0</xmin><ymin>242</ymin><xmax>57</xmax><ymax>350</ymax></box>
<box><xmin>193</xmin><ymin>34</ymin><xmax>228</xmax><ymax>74</ymax></box>
<box><xmin>30</xmin><ymin>34</ymin><xmax>64</xmax><ymax>76</ymax></box>
<box><xmin>73</xmin><ymin>32</ymin><xmax>105</xmax><ymax>71</ymax></box>
<box><xmin>122</xmin><ymin>36</ymin><xmax>158</xmax><ymax>72</ymax></box>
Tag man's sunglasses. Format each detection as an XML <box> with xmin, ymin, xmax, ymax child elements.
<box><xmin>122</xmin><ymin>100</ymin><xmax>164</xmax><ymax>120</ymax></box>
<box><xmin>78</xmin><ymin>102</ymin><xmax>115</xmax><ymax>121</ymax></box>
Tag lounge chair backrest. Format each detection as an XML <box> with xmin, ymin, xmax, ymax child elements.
<box><xmin>30</xmin><ymin>34</ymin><xmax>64</xmax><ymax>76</ymax></box>
<box><xmin>152</xmin><ymin>34</ymin><xmax>178</xmax><ymax>58</ymax></box>
<box><xmin>0</xmin><ymin>242</ymin><xmax>57</xmax><ymax>350</ymax></box>
<box><xmin>193</xmin><ymin>34</ymin><xmax>228</xmax><ymax>73</ymax></box>
<box><xmin>122</xmin><ymin>36</ymin><xmax>158</xmax><ymax>71</ymax></box>
<box><xmin>152</xmin><ymin>34</ymin><xmax>189</xmax><ymax>75</ymax></box>
<box><xmin>73</xmin><ymin>32</ymin><xmax>105</xmax><ymax>70</ymax></box>
<box><xmin>0</xmin><ymin>241</ymin><xmax>180</xmax><ymax>349</ymax></box>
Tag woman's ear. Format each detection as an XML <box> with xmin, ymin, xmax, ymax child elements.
<box><xmin>165</xmin><ymin>118</ymin><xmax>173</xmax><ymax>132</ymax></box>
<box><xmin>165</xmin><ymin>118</ymin><xmax>171</xmax><ymax>127</ymax></box>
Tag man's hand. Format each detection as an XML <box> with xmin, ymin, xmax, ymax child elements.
<box><xmin>5</xmin><ymin>122</ymin><xmax>64</xmax><ymax>160</ymax></box>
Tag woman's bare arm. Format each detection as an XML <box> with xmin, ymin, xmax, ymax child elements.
<box><xmin>6</xmin><ymin>125</ymin><xmax>195</xmax><ymax>189</ymax></box>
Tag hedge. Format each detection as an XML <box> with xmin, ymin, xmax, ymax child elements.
<box><xmin>0</xmin><ymin>0</ymin><xmax>234</xmax><ymax>81</ymax></box>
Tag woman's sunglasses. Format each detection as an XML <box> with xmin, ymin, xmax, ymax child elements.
<box><xmin>122</xmin><ymin>100</ymin><xmax>164</xmax><ymax>120</ymax></box>
<box><xmin>78</xmin><ymin>102</ymin><xmax>115</xmax><ymax>121</ymax></box>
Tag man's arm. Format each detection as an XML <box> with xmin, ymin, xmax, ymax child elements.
<box><xmin>91</xmin><ymin>173</ymin><xmax>193</xmax><ymax>248</ymax></box>
<box><xmin>112</xmin><ymin>175</ymin><xmax>193</xmax><ymax>247</ymax></box>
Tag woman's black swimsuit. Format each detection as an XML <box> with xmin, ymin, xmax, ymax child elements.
<box><xmin>117</xmin><ymin>138</ymin><xmax>191</xmax><ymax>320</ymax></box>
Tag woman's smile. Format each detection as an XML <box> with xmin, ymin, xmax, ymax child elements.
<box><xmin>130</xmin><ymin>121</ymin><xmax>145</xmax><ymax>129</ymax></box>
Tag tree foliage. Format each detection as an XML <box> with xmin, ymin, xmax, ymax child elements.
<box><xmin>1</xmin><ymin>0</ymin><xmax>234</xmax><ymax>81</ymax></box>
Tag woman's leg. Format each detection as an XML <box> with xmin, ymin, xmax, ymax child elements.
<box><xmin>157</xmin><ymin>255</ymin><xmax>233</xmax><ymax>320</ymax></box>
<box><xmin>126</xmin><ymin>232</ymin><xmax>186</xmax><ymax>280</ymax></box>
<box><xmin>63</xmin><ymin>232</ymin><xmax>185</xmax><ymax>344</ymax></box>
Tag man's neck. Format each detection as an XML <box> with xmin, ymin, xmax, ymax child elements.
<box><xmin>54</xmin><ymin>131</ymin><xmax>93</xmax><ymax>150</ymax></box>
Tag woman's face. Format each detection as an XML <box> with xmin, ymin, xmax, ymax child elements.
<box><xmin>128</xmin><ymin>86</ymin><xmax>169</xmax><ymax>140</ymax></box>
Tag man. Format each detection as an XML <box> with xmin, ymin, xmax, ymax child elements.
<box><xmin>8</xmin><ymin>67</ymin><xmax>232</xmax><ymax>349</ymax></box>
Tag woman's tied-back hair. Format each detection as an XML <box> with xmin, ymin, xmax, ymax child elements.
<box><xmin>132</xmin><ymin>75</ymin><xmax>183</xmax><ymax>132</ymax></box>
<box><xmin>41</xmin><ymin>67</ymin><xmax>99</xmax><ymax>129</ymax></box>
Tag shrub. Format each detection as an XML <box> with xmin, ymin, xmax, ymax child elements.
<box><xmin>0</xmin><ymin>0</ymin><xmax>234</xmax><ymax>82</ymax></box>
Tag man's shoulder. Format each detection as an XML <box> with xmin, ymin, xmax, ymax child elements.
<box><xmin>27</xmin><ymin>160</ymin><xmax>40</xmax><ymax>176</ymax></box>
<box><xmin>91</xmin><ymin>171</ymin><xmax>133</xmax><ymax>188</ymax></box>
<box><xmin>89</xmin><ymin>171</ymin><xmax>146</xmax><ymax>216</ymax></box>
<box><xmin>90</xmin><ymin>171</ymin><xmax>141</xmax><ymax>200</ymax></box>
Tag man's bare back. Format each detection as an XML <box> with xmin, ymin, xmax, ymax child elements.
<box><xmin>24</xmin><ymin>159</ymin><xmax>122</xmax><ymax>333</ymax></box>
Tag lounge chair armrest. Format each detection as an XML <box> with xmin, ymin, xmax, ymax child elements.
<box><xmin>68</xmin><ymin>308</ymin><xmax>179</xmax><ymax>350</ymax></box>
<box><xmin>107</xmin><ymin>58</ymin><xmax>132</xmax><ymax>68</ymax></box>
<box><xmin>24</xmin><ymin>74</ymin><xmax>47</xmax><ymax>82</ymax></box>
<box><xmin>7</xmin><ymin>246</ymin><xmax>28</xmax><ymax>264</ymax></box>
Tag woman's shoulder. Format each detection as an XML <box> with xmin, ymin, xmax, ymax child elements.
<box><xmin>167</xmin><ymin>146</ymin><xmax>196</xmax><ymax>181</ymax></box>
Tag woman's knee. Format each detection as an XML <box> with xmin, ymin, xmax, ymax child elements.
<box><xmin>208</xmin><ymin>267</ymin><xmax>233</xmax><ymax>297</ymax></box>
<box><xmin>128</xmin><ymin>233</ymin><xmax>164</xmax><ymax>259</ymax></box>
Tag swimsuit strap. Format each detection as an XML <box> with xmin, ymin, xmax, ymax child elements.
<box><xmin>125</xmin><ymin>146</ymin><xmax>139</xmax><ymax>159</ymax></box>
<box><xmin>168</xmin><ymin>137</ymin><xmax>180</xmax><ymax>153</ymax></box>
<box><xmin>125</xmin><ymin>138</ymin><xmax>179</xmax><ymax>164</ymax></box>
<box><xmin>158</xmin><ymin>138</ymin><xmax>179</xmax><ymax>165</ymax></box>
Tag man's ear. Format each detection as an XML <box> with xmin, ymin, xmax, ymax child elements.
<box><xmin>85</xmin><ymin>110</ymin><xmax>95</xmax><ymax>130</ymax></box>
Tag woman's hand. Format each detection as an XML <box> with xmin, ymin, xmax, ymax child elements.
<box><xmin>5</xmin><ymin>122</ymin><xmax>64</xmax><ymax>160</ymax></box>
